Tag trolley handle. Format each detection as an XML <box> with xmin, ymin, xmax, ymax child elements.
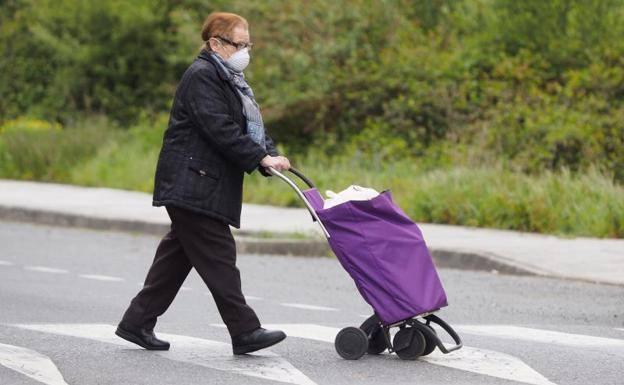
<box><xmin>286</xmin><ymin>167</ymin><xmax>316</xmax><ymax>189</ymax></box>
<box><xmin>267</xmin><ymin>167</ymin><xmax>330</xmax><ymax>238</ymax></box>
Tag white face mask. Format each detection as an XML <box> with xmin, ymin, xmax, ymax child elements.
<box><xmin>225</xmin><ymin>48</ymin><xmax>250</xmax><ymax>72</ymax></box>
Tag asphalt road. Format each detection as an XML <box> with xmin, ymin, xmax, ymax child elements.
<box><xmin>0</xmin><ymin>221</ymin><xmax>623</xmax><ymax>385</ymax></box>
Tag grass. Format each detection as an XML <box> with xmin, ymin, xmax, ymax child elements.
<box><xmin>1</xmin><ymin>116</ymin><xmax>622</xmax><ymax>238</ymax></box>
<box><xmin>0</xmin><ymin>116</ymin><xmax>117</xmax><ymax>182</ymax></box>
<box><xmin>69</xmin><ymin>115</ymin><xmax>166</xmax><ymax>192</ymax></box>
<box><xmin>244</xmin><ymin>157</ymin><xmax>624</xmax><ymax>238</ymax></box>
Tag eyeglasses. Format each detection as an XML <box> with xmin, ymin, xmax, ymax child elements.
<box><xmin>214</xmin><ymin>35</ymin><xmax>253</xmax><ymax>50</ymax></box>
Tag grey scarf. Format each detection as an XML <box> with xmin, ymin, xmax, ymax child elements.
<box><xmin>210</xmin><ymin>52</ymin><xmax>266</xmax><ymax>149</ymax></box>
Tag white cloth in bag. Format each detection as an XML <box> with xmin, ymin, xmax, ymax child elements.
<box><xmin>323</xmin><ymin>185</ymin><xmax>380</xmax><ymax>209</ymax></box>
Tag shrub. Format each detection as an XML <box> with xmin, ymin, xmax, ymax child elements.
<box><xmin>69</xmin><ymin>114</ymin><xmax>167</xmax><ymax>191</ymax></box>
<box><xmin>0</xmin><ymin>116</ymin><xmax>117</xmax><ymax>181</ymax></box>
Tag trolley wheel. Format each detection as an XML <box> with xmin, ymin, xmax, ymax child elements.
<box><xmin>359</xmin><ymin>315</ymin><xmax>387</xmax><ymax>354</ymax></box>
<box><xmin>393</xmin><ymin>327</ymin><xmax>426</xmax><ymax>360</ymax></box>
<box><xmin>421</xmin><ymin>324</ymin><xmax>437</xmax><ymax>356</ymax></box>
<box><xmin>335</xmin><ymin>327</ymin><xmax>368</xmax><ymax>360</ymax></box>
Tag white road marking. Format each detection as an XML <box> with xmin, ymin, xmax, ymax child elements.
<box><xmin>24</xmin><ymin>266</ymin><xmax>69</xmax><ymax>274</ymax></box>
<box><xmin>202</xmin><ymin>291</ymin><xmax>260</xmax><ymax>300</ymax></box>
<box><xmin>263</xmin><ymin>324</ymin><xmax>338</xmax><ymax>343</ymax></box>
<box><xmin>458</xmin><ymin>325</ymin><xmax>624</xmax><ymax>349</ymax></box>
<box><xmin>0</xmin><ymin>260</ymin><xmax>14</xmax><ymax>266</ymax></box>
<box><xmin>0</xmin><ymin>342</ymin><xmax>68</xmax><ymax>385</ymax></box>
<box><xmin>12</xmin><ymin>324</ymin><xmax>316</xmax><ymax>385</ymax></box>
<box><xmin>261</xmin><ymin>323</ymin><xmax>556</xmax><ymax>385</ymax></box>
<box><xmin>78</xmin><ymin>274</ymin><xmax>124</xmax><ymax>282</ymax></box>
<box><xmin>423</xmin><ymin>346</ymin><xmax>556</xmax><ymax>385</ymax></box>
<box><xmin>281</xmin><ymin>303</ymin><xmax>339</xmax><ymax>312</ymax></box>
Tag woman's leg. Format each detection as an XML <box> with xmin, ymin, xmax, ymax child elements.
<box><xmin>166</xmin><ymin>206</ymin><xmax>261</xmax><ymax>337</ymax></box>
<box><xmin>120</xmin><ymin>223</ymin><xmax>192</xmax><ymax>331</ymax></box>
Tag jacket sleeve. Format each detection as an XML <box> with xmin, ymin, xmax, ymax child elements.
<box><xmin>185</xmin><ymin>68</ymin><xmax>268</xmax><ymax>173</ymax></box>
<box><xmin>265</xmin><ymin>133</ymin><xmax>279</xmax><ymax>157</ymax></box>
<box><xmin>258</xmin><ymin>132</ymin><xmax>280</xmax><ymax>177</ymax></box>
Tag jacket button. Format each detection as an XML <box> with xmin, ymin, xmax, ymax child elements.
<box><xmin>189</xmin><ymin>156</ymin><xmax>193</xmax><ymax>160</ymax></box>
<box><xmin>199</xmin><ymin>170</ymin><xmax>206</xmax><ymax>176</ymax></box>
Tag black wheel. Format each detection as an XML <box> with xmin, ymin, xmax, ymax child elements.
<box><xmin>335</xmin><ymin>327</ymin><xmax>368</xmax><ymax>360</ymax></box>
<box><xmin>420</xmin><ymin>324</ymin><xmax>437</xmax><ymax>356</ymax></box>
<box><xmin>359</xmin><ymin>315</ymin><xmax>387</xmax><ymax>354</ymax></box>
<box><xmin>393</xmin><ymin>327</ymin><xmax>426</xmax><ymax>360</ymax></box>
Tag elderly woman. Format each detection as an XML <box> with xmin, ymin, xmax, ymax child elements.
<box><xmin>116</xmin><ymin>12</ymin><xmax>289</xmax><ymax>355</ymax></box>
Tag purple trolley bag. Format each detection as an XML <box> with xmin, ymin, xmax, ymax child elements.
<box><xmin>269</xmin><ymin>167</ymin><xmax>462</xmax><ymax>360</ymax></box>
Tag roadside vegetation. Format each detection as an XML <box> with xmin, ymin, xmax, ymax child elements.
<box><xmin>1</xmin><ymin>0</ymin><xmax>622</xmax><ymax>238</ymax></box>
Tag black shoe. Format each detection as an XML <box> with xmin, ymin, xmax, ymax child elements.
<box><xmin>115</xmin><ymin>322</ymin><xmax>170</xmax><ymax>351</ymax></box>
<box><xmin>232</xmin><ymin>327</ymin><xmax>287</xmax><ymax>355</ymax></box>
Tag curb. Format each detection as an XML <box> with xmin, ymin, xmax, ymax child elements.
<box><xmin>429</xmin><ymin>249</ymin><xmax>546</xmax><ymax>276</ymax></box>
<box><xmin>0</xmin><ymin>206</ymin><xmax>561</xmax><ymax>278</ymax></box>
<box><xmin>0</xmin><ymin>205</ymin><xmax>332</xmax><ymax>256</ymax></box>
<box><xmin>0</xmin><ymin>206</ymin><xmax>169</xmax><ymax>235</ymax></box>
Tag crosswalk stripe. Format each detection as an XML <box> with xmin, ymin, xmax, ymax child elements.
<box><xmin>423</xmin><ymin>346</ymin><xmax>556</xmax><ymax>385</ymax></box>
<box><xmin>0</xmin><ymin>342</ymin><xmax>68</xmax><ymax>385</ymax></box>
<box><xmin>78</xmin><ymin>274</ymin><xmax>124</xmax><ymax>282</ymax></box>
<box><xmin>261</xmin><ymin>323</ymin><xmax>556</xmax><ymax>385</ymax></box>
<box><xmin>261</xmin><ymin>324</ymin><xmax>337</xmax><ymax>343</ymax></box>
<box><xmin>281</xmin><ymin>303</ymin><xmax>339</xmax><ymax>312</ymax></box>
<box><xmin>24</xmin><ymin>266</ymin><xmax>69</xmax><ymax>274</ymax></box>
<box><xmin>206</xmin><ymin>294</ymin><xmax>263</xmax><ymax>301</ymax></box>
<box><xmin>12</xmin><ymin>324</ymin><xmax>317</xmax><ymax>385</ymax></box>
<box><xmin>457</xmin><ymin>325</ymin><xmax>624</xmax><ymax>349</ymax></box>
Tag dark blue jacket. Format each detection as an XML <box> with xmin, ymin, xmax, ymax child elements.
<box><xmin>152</xmin><ymin>49</ymin><xmax>278</xmax><ymax>228</ymax></box>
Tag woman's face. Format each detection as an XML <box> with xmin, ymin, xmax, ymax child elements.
<box><xmin>209</xmin><ymin>25</ymin><xmax>250</xmax><ymax>60</ymax></box>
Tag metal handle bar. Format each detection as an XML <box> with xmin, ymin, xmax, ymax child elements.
<box><xmin>422</xmin><ymin>314</ymin><xmax>463</xmax><ymax>353</ymax></box>
<box><xmin>267</xmin><ymin>167</ymin><xmax>330</xmax><ymax>238</ymax></box>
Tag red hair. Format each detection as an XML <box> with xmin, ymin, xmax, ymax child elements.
<box><xmin>201</xmin><ymin>12</ymin><xmax>248</xmax><ymax>48</ymax></box>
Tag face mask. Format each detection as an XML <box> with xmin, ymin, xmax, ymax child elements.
<box><xmin>225</xmin><ymin>48</ymin><xmax>250</xmax><ymax>72</ymax></box>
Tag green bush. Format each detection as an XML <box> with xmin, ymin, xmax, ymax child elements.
<box><xmin>0</xmin><ymin>0</ymin><xmax>200</xmax><ymax>123</ymax></box>
<box><xmin>0</xmin><ymin>114</ymin><xmax>621</xmax><ymax>238</ymax></box>
<box><xmin>1</xmin><ymin>0</ymin><xmax>623</xmax><ymax>237</ymax></box>
<box><xmin>69</xmin><ymin>114</ymin><xmax>167</xmax><ymax>191</ymax></box>
<box><xmin>230</xmin><ymin>0</ymin><xmax>624</xmax><ymax>181</ymax></box>
<box><xmin>0</xmin><ymin>116</ymin><xmax>117</xmax><ymax>181</ymax></box>
<box><xmin>0</xmin><ymin>117</ymin><xmax>62</xmax><ymax>134</ymax></box>
<box><xmin>2</xmin><ymin>0</ymin><xmax>623</xmax><ymax>180</ymax></box>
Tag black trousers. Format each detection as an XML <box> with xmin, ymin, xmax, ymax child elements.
<box><xmin>120</xmin><ymin>206</ymin><xmax>260</xmax><ymax>338</ymax></box>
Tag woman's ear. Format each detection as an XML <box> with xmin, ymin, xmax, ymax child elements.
<box><xmin>208</xmin><ymin>37</ymin><xmax>221</xmax><ymax>52</ymax></box>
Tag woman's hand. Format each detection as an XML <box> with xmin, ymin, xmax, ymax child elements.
<box><xmin>260</xmin><ymin>155</ymin><xmax>291</xmax><ymax>172</ymax></box>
